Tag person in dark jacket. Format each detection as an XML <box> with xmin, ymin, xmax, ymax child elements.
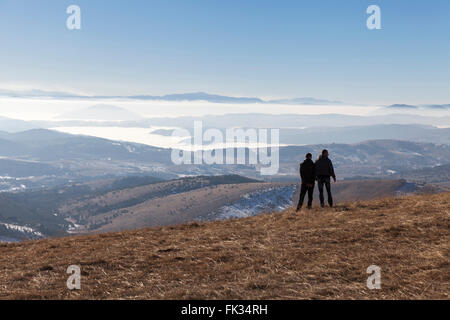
<box><xmin>296</xmin><ymin>153</ymin><xmax>315</xmax><ymax>211</ymax></box>
<box><xmin>314</xmin><ymin>149</ymin><xmax>336</xmax><ymax>207</ymax></box>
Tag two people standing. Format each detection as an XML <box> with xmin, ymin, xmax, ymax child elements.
<box><xmin>296</xmin><ymin>149</ymin><xmax>336</xmax><ymax>211</ymax></box>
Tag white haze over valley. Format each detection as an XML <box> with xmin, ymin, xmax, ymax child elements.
<box><xmin>0</xmin><ymin>97</ymin><xmax>385</xmax><ymax>120</ymax></box>
<box><xmin>1</xmin><ymin>96</ymin><xmax>449</xmax><ymax>149</ymax></box>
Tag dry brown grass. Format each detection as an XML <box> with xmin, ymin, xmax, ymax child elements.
<box><xmin>0</xmin><ymin>192</ymin><xmax>449</xmax><ymax>300</ymax></box>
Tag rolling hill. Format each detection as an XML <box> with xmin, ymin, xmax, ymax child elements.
<box><xmin>79</xmin><ymin>178</ymin><xmax>427</xmax><ymax>234</ymax></box>
<box><xmin>0</xmin><ymin>172</ymin><xmax>428</xmax><ymax>241</ymax></box>
<box><xmin>0</xmin><ymin>191</ymin><xmax>448</xmax><ymax>299</ymax></box>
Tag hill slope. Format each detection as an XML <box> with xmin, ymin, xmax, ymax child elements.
<box><xmin>0</xmin><ymin>192</ymin><xmax>448</xmax><ymax>299</ymax></box>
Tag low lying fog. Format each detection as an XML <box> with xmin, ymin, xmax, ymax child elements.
<box><xmin>1</xmin><ymin>97</ymin><xmax>448</xmax><ymax>149</ymax></box>
<box><xmin>0</xmin><ymin>97</ymin><xmax>436</xmax><ymax>121</ymax></box>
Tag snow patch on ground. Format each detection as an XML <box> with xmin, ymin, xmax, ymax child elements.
<box><xmin>0</xmin><ymin>223</ymin><xmax>43</xmax><ymax>237</ymax></box>
<box><xmin>204</xmin><ymin>185</ymin><xmax>297</xmax><ymax>221</ymax></box>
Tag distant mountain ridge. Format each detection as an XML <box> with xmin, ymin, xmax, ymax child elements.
<box><xmin>385</xmin><ymin>103</ymin><xmax>450</xmax><ymax>110</ymax></box>
<box><xmin>122</xmin><ymin>92</ymin><xmax>344</xmax><ymax>105</ymax></box>
<box><xmin>128</xmin><ymin>92</ymin><xmax>264</xmax><ymax>104</ymax></box>
<box><xmin>0</xmin><ymin>89</ymin><xmax>344</xmax><ymax>105</ymax></box>
<box><xmin>386</xmin><ymin>104</ymin><xmax>419</xmax><ymax>109</ymax></box>
<box><xmin>268</xmin><ymin>97</ymin><xmax>343</xmax><ymax>105</ymax></box>
<box><xmin>424</xmin><ymin>104</ymin><xmax>450</xmax><ymax>110</ymax></box>
<box><xmin>2</xmin><ymin>88</ymin><xmax>449</xmax><ymax>108</ymax></box>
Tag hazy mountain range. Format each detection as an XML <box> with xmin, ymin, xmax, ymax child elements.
<box><xmin>386</xmin><ymin>104</ymin><xmax>419</xmax><ymax>109</ymax></box>
<box><xmin>2</xmin><ymin>89</ymin><xmax>448</xmax><ymax>110</ymax></box>
<box><xmin>0</xmin><ymin>89</ymin><xmax>346</xmax><ymax>104</ymax></box>
<box><xmin>386</xmin><ymin>104</ymin><xmax>450</xmax><ymax>110</ymax></box>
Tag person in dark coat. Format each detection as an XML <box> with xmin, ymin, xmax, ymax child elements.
<box><xmin>296</xmin><ymin>153</ymin><xmax>315</xmax><ymax>211</ymax></box>
<box><xmin>314</xmin><ymin>149</ymin><xmax>336</xmax><ymax>207</ymax></box>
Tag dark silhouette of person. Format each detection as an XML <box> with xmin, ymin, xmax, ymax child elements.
<box><xmin>314</xmin><ymin>149</ymin><xmax>336</xmax><ymax>207</ymax></box>
<box><xmin>296</xmin><ymin>153</ymin><xmax>315</xmax><ymax>211</ymax></box>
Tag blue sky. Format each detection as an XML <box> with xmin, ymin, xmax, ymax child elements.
<box><xmin>0</xmin><ymin>0</ymin><xmax>449</xmax><ymax>104</ymax></box>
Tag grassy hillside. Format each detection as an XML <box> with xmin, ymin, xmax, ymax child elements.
<box><xmin>0</xmin><ymin>192</ymin><xmax>448</xmax><ymax>299</ymax></box>
<box><xmin>85</xmin><ymin>182</ymin><xmax>286</xmax><ymax>233</ymax></box>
